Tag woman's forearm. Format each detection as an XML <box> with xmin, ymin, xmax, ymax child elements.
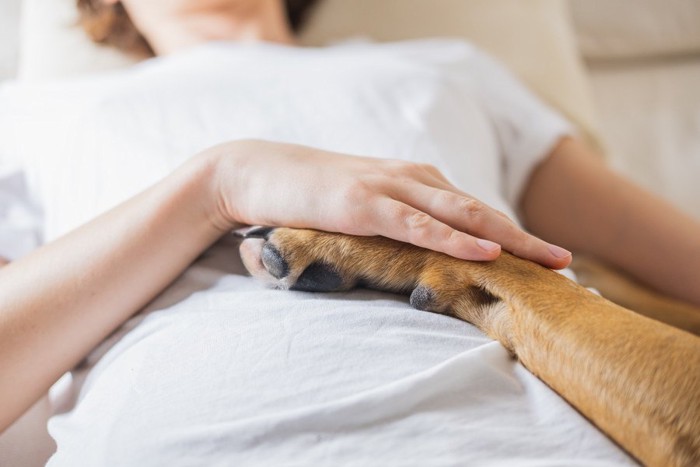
<box><xmin>521</xmin><ymin>137</ymin><xmax>700</xmax><ymax>306</ymax></box>
<box><xmin>0</xmin><ymin>152</ymin><xmax>228</xmax><ymax>432</ymax></box>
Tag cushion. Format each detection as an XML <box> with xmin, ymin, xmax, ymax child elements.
<box><xmin>18</xmin><ymin>0</ymin><xmax>139</xmax><ymax>80</ymax></box>
<box><xmin>571</xmin><ymin>0</ymin><xmax>700</xmax><ymax>60</ymax></box>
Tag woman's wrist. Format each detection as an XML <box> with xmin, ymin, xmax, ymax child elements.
<box><xmin>0</xmin><ymin>148</ymin><xmax>241</xmax><ymax>431</ymax></box>
<box><xmin>189</xmin><ymin>142</ymin><xmax>247</xmax><ymax>234</ymax></box>
<box><xmin>201</xmin><ymin>138</ymin><xmax>287</xmax><ymax>232</ymax></box>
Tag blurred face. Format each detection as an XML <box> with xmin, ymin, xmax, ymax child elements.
<box><xmin>120</xmin><ymin>0</ymin><xmax>263</xmax><ymax>14</ymax></box>
<box><xmin>107</xmin><ymin>0</ymin><xmax>278</xmax><ymax>31</ymax></box>
<box><xmin>103</xmin><ymin>0</ymin><xmax>292</xmax><ymax>53</ymax></box>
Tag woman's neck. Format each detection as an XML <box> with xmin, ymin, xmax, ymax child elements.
<box><xmin>127</xmin><ymin>0</ymin><xmax>296</xmax><ymax>55</ymax></box>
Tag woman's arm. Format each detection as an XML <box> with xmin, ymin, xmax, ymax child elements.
<box><xmin>0</xmin><ymin>139</ymin><xmax>572</xmax><ymax>431</ymax></box>
<box><xmin>0</xmin><ymin>151</ymin><xmax>227</xmax><ymax>432</ymax></box>
<box><xmin>521</xmin><ymin>137</ymin><xmax>700</xmax><ymax>306</ymax></box>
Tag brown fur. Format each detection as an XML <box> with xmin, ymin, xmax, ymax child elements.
<box><xmin>240</xmin><ymin>228</ymin><xmax>700</xmax><ymax>467</ymax></box>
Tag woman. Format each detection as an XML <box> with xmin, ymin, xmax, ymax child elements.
<box><xmin>0</xmin><ymin>0</ymin><xmax>697</xmax><ymax>464</ymax></box>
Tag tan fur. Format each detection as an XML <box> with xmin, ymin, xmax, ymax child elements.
<box><xmin>241</xmin><ymin>228</ymin><xmax>700</xmax><ymax>467</ymax></box>
<box><xmin>572</xmin><ymin>255</ymin><xmax>700</xmax><ymax>336</ymax></box>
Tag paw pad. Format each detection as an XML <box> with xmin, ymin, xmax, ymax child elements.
<box><xmin>410</xmin><ymin>285</ymin><xmax>435</xmax><ymax>311</ymax></box>
<box><xmin>292</xmin><ymin>262</ymin><xmax>344</xmax><ymax>292</ymax></box>
<box><xmin>260</xmin><ymin>243</ymin><xmax>289</xmax><ymax>279</ymax></box>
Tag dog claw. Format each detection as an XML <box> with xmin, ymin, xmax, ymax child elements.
<box><xmin>233</xmin><ymin>226</ymin><xmax>275</xmax><ymax>239</ymax></box>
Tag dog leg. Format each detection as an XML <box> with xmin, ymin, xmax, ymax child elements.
<box><xmin>238</xmin><ymin>227</ymin><xmax>700</xmax><ymax>467</ymax></box>
<box><xmin>460</xmin><ymin>252</ymin><xmax>700</xmax><ymax>467</ymax></box>
<box><xmin>572</xmin><ymin>255</ymin><xmax>700</xmax><ymax>336</ymax></box>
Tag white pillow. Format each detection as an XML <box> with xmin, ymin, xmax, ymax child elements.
<box><xmin>18</xmin><ymin>0</ymin><xmax>601</xmax><ymax>148</ymax></box>
<box><xmin>571</xmin><ymin>0</ymin><xmax>700</xmax><ymax>60</ymax></box>
<box><xmin>18</xmin><ymin>0</ymin><xmax>140</xmax><ymax>80</ymax></box>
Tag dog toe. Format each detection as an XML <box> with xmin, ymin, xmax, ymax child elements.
<box><xmin>239</xmin><ymin>228</ymin><xmax>389</xmax><ymax>293</ymax></box>
<box><xmin>261</xmin><ymin>242</ymin><xmax>290</xmax><ymax>279</ymax></box>
<box><xmin>409</xmin><ymin>285</ymin><xmax>436</xmax><ymax>311</ymax></box>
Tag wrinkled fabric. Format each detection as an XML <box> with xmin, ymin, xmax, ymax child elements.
<box><xmin>47</xmin><ymin>239</ymin><xmax>631</xmax><ymax>466</ymax></box>
<box><xmin>0</xmin><ymin>39</ymin><xmax>630</xmax><ymax>465</ymax></box>
<box><xmin>0</xmin><ymin>167</ymin><xmax>41</xmax><ymax>260</ymax></box>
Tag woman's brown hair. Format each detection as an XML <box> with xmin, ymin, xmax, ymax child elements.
<box><xmin>76</xmin><ymin>0</ymin><xmax>320</xmax><ymax>56</ymax></box>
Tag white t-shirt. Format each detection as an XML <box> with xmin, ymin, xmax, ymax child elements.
<box><xmin>0</xmin><ymin>40</ymin><xmax>632</xmax><ymax>465</ymax></box>
<box><xmin>0</xmin><ymin>39</ymin><xmax>569</xmax><ymax>240</ymax></box>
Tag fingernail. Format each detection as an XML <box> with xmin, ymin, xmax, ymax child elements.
<box><xmin>476</xmin><ymin>239</ymin><xmax>501</xmax><ymax>253</ymax></box>
<box><xmin>548</xmin><ymin>244</ymin><xmax>572</xmax><ymax>259</ymax></box>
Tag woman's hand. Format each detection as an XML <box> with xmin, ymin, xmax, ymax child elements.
<box><xmin>208</xmin><ymin>140</ymin><xmax>572</xmax><ymax>269</ymax></box>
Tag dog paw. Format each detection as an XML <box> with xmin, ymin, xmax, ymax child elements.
<box><xmin>237</xmin><ymin>226</ymin><xmax>440</xmax><ymax>295</ymax></box>
<box><xmin>237</xmin><ymin>227</ymin><xmax>363</xmax><ymax>292</ymax></box>
<box><xmin>236</xmin><ymin>227</ymin><xmax>489</xmax><ymax>310</ymax></box>
<box><xmin>237</xmin><ymin>226</ymin><xmax>513</xmax><ymax>349</ymax></box>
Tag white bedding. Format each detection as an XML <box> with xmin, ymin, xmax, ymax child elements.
<box><xmin>45</xmin><ymin>238</ymin><xmax>631</xmax><ymax>466</ymax></box>
<box><xmin>0</xmin><ymin>168</ymin><xmax>41</xmax><ymax>260</ymax></box>
<box><xmin>0</xmin><ymin>39</ymin><xmax>633</xmax><ymax>465</ymax></box>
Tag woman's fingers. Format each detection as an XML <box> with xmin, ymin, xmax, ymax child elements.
<box><xmin>391</xmin><ymin>183</ymin><xmax>571</xmax><ymax>269</ymax></box>
<box><xmin>369</xmin><ymin>197</ymin><xmax>502</xmax><ymax>261</ymax></box>
<box><xmin>216</xmin><ymin>143</ymin><xmax>570</xmax><ymax>268</ymax></box>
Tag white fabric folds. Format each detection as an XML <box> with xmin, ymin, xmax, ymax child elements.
<box><xmin>0</xmin><ymin>40</ymin><xmax>630</xmax><ymax>465</ymax></box>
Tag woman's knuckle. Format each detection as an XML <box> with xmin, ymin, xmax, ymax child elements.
<box><xmin>381</xmin><ymin>159</ymin><xmax>409</xmax><ymax>174</ymax></box>
<box><xmin>405</xmin><ymin>212</ymin><xmax>433</xmax><ymax>243</ymax></box>
<box><xmin>509</xmin><ymin>230</ymin><xmax>535</xmax><ymax>255</ymax></box>
<box><xmin>418</xmin><ymin>162</ymin><xmax>437</xmax><ymax>173</ymax></box>
<box><xmin>345</xmin><ymin>179</ymin><xmax>373</xmax><ymax>202</ymax></box>
<box><xmin>445</xmin><ymin>228</ymin><xmax>463</xmax><ymax>246</ymax></box>
<box><xmin>400</xmin><ymin>163</ymin><xmax>418</xmax><ymax>177</ymax></box>
<box><xmin>394</xmin><ymin>161</ymin><xmax>429</xmax><ymax>178</ymax></box>
<box><xmin>496</xmin><ymin>209</ymin><xmax>516</xmax><ymax>223</ymax></box>
<box><xmin>406</xmin><ymin>210</ymin><xmax>430</xmax><ymax>228</ymax></box>
<box><xmin>462</xmin><ymin>199</ymin><xmax>489</xmax><ymax>229</ymax></box>
<box><xmin>461</xmin><ymin>198</ymin><xmax>482</xmax><ymax>216</ymax></box>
